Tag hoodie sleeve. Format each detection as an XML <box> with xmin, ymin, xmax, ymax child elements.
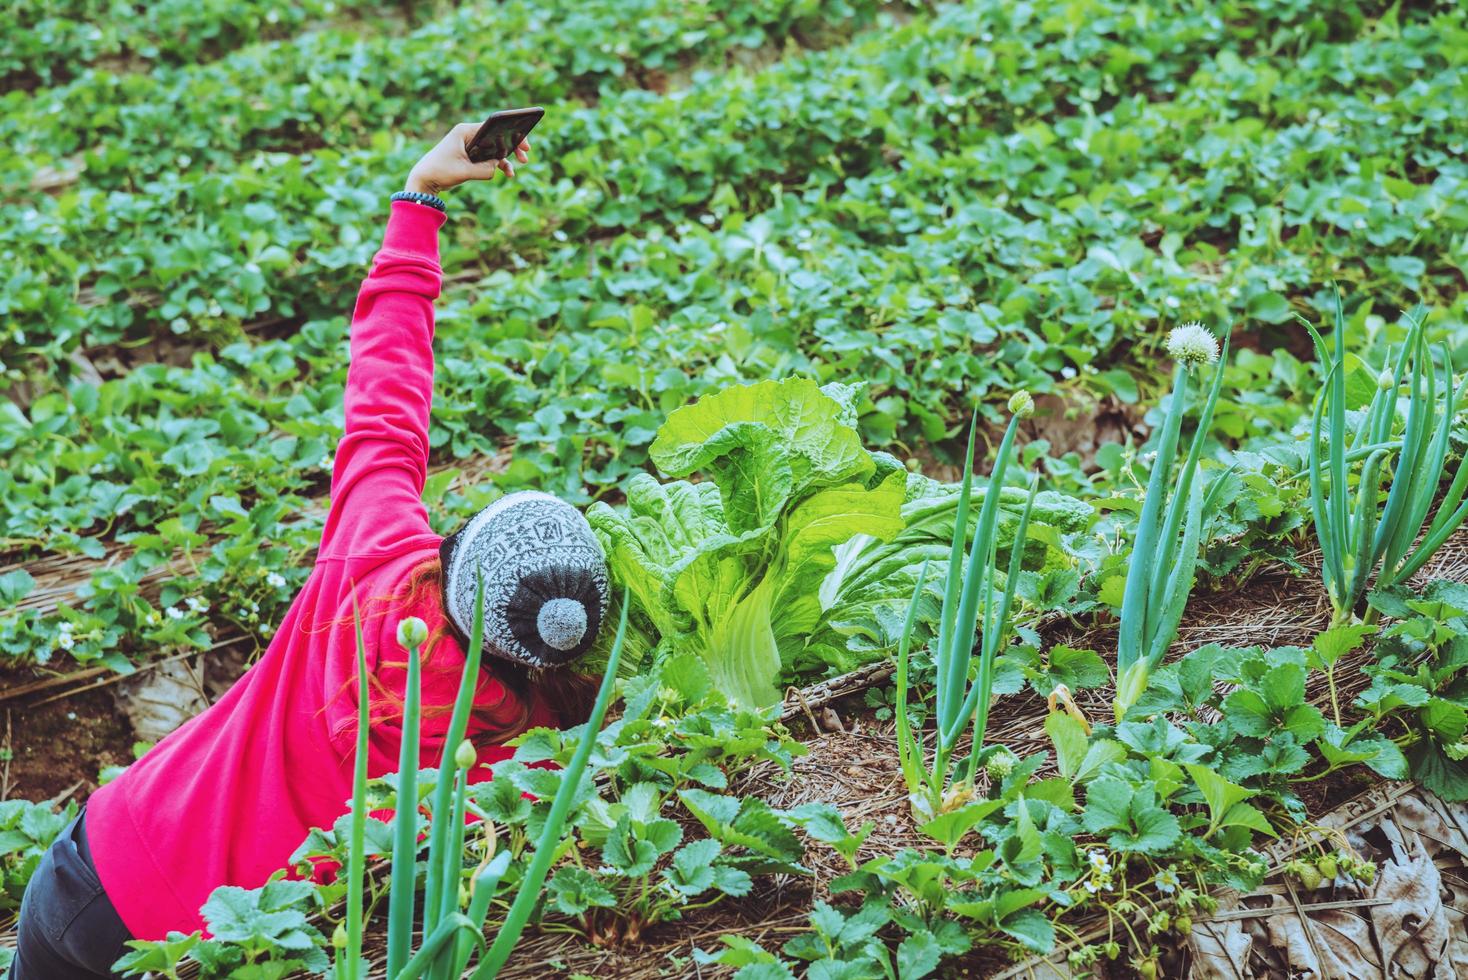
<box><xmin>319</xmin><ymin>200</ymin><xmax>447</xmax><ymax>561</ymax></box>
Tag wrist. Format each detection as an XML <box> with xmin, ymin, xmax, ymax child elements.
<box><xmin>405</xmin><ymin>171</ymin><xmax>441</xmax><ymax>195</ymax></box>
<box><xmin>391</xmin><ymin>190</ymin><xmax>447</xmax><ymax>214</ymax></box>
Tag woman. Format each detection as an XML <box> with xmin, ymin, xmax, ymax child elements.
<box><xmin>14</xmin><ymin>123</ymin><xmax>609</xmax><ymax>977</ymax></box>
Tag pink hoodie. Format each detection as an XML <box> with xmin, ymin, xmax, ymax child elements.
<box><xmin>87</xmin><ymin>200</ymin><xmax>553</xmax><ymax>940</ymax></box>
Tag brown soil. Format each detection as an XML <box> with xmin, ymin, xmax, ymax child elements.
<box><xmin>0</xmin><ymin>681</ymin><xmax>133</xmax><ymax>804</ymax></box>
<box><xmin>3</xmin><ymin>528</ymin><xmax>1461</xmax><ymax>974</ymax></box>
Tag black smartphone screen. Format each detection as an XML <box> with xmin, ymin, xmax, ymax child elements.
<box><xmin>467</xmin><ymin>107</ymin><xmax>545</xmax><ymax>164</ymax></box>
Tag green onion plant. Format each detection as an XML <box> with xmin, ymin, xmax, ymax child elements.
<box><xmin>1304</xmin><ymin>299</ymin><xmax>1467</xmax><ymax>627</ymax></box>
<box><xmin>340</xmin><ymin>596</ymin><xmax>372</xmax><ymax>980</ymax></box>
<box><xmin>339</xmin><ymin>577</ymin><xmax>629</xmax><ymax>979</ymax></box>
<box><xmin>1113</xmin><ymin>324</ymin><xmax>1231</xmax><ymax>720</ymax></box>
<box><xmin>894</xmin><ymin>392</ymin><xmax>1039</xmax><ymax>823</ymax></box>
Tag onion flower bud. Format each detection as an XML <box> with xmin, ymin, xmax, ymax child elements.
<box><xmin>1008</xmin><ymin>390</ymin><xmax>1035</xmax><ymax>419</ymax></box>
<box><xmin>396</xmin><ymin>616</ymin><xmax>428</xmax><ymax>650</ymax></box>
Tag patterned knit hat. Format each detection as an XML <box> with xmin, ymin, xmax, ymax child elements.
<box><xmin>439</xmin><ymin>491</ymin><xmax>609</xmax><ymax>668</ymax></box>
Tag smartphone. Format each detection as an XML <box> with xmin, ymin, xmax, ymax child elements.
<box><xmin>466</xmin><ymin>107</ymin><xmax>545</xmax><ymax>164</ymax></box>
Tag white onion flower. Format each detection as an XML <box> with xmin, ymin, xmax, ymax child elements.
<box><xmin>986</xmin><ymin>748</ymin><xmax>1019</xmax><ymax>780</ymax></box>
<box><xmin>1166</xmin><ymin>322</ymin><xmax>1220</xmax><ymax>370</ymax></box>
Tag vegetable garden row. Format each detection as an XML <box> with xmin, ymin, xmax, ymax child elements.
<box><xmin>0</xmin><ymin>0</ymin><xmax>397</xmax><ymax>92</ymax></box>
<box><xmin>5</xmin><ymin>0</ymin><xmax>1464</xmax><ymax>675</ymax></box>
<box><xmin>3</xmin><ymin>0</ymin><xmax>1468</xmax><ymax>976</ymax></box>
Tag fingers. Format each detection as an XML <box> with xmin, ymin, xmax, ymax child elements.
<box><xmin>516</xmin><ymin>138</ymin><xmax>530</xmax><ymax>163</ymax></box>
<box><xmin>497</xmin><ymin>157</ymin><xmax>515</xmax><ymax>179</ymax></box>
<box><xmin>464</xmin><ymin>158</ymin><xmax>504</xmax><ymax>182</ymax></box>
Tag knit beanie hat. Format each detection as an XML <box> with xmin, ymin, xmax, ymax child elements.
<box><xmin>439</xmin><ymin>491</ymin><xmax>609</xmax><ymax>668</ymax></box>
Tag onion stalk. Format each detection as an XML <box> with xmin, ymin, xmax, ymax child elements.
<box><xmin>894</xmin><ymin>395</ymin><xmax>1038</xmax><ymax>823</ymax></box>
<box><xmin>1304</xmin><ymin>299</ymin><xmax>1467</xmax><ymax>626</ymax></box>
<box><xmin>1113</xmin><ymin>324</ymin><xmax>1230</xmax><ymax>720</ymax></box>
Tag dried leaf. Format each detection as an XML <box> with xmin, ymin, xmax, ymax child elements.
<box><xmin>1370</xmin><ymin>839</ymin><xmax>1450</xmax><ymax>979</ymax></box>
<box><xmin>1191</xmin><ymin>917</ymin><xmax>1255</xmax><ymax>979</ymax></box>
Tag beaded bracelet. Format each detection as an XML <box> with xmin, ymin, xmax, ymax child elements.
<box><xmin>390</xmin><ymin>189</ymin><xmax>447</xmax><ymax>213</ymax></box>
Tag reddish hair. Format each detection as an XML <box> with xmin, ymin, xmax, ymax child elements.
<box><xmin>338</xmin><ymin>558</ymin><xmax>600</xmax><ymax>750</ymax></box>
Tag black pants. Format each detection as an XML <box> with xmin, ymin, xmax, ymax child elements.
<box><xmin>13</xmin><ymin>808</ymin><xmax>133</xmax><ymax>979</ymax></box>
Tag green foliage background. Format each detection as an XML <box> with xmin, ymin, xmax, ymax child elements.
<box><xmin>2</xmin><ymin>0</ymin><xmax>1465</xmax><ymax>672</ymax></box>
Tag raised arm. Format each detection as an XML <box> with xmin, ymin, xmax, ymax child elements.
<box><xmin>319</xmin><ymin>123</ymin><xmax>531</xmax><ymax>561</ymax></box>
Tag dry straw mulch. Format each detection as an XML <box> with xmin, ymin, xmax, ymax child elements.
<box><xmin>3</xmin><ymin>530</ymin><xmax>1465</xmax><ymax>978</ymax></box>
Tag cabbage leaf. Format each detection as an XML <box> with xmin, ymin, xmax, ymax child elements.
<box><xmin>588</xmin><ymin>379</ymin><xmax>904</xmax><ymax>708</ymax></box>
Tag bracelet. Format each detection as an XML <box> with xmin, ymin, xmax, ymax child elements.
<box><xmin>390</xmin><ymin>189</ymin><xmax>447</xmax><ymax>213</ymax></box>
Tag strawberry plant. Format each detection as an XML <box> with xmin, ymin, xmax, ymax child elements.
<box><xmin>1354</xmin><ymin>584</ymin><xmax>1468</xmax><ymax>800</ymax></box>
<box><xmin>0</xmin><ymin>799</ymin><xmax>77</xmax><ymax>912</ymax></box>
<box><xmin>114</xmin><ymin>879</ymin><xmax>329</xmax><ymax>979</ymax></box>
<box><xmin>0</xmin><ymin>0</ymin><xmax>386</xmax><ymax>90</ymax></box>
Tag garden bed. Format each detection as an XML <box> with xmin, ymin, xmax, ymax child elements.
<box><xmin>3</xmin><ymin>528</ymin><xmax>1464</xmax><ymax>975</ymax></box>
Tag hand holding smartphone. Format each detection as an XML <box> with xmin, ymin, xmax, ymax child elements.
<box><xmin>466</xmin><ymin>107</ymin><xmax>545</xmax><ymax>164</ymax></box>
<box><xmin>405</xmin><ymin>108</ymin><xmax>544</xmax><ymax>196</ymax></box>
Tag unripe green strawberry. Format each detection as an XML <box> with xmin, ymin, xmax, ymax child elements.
<box><xmin>1315</xmin><ymin>853</ymin><xmax>1338</xmax><ymax>879</ymax></box>
<box><xmin>1102</xmin><ymin>941</ymin><xmax>1120</xmax><ymax>960</ymax></box>
<box><xmin>1295</xmin><ymin>862</ymin><xmax>1323</xmax><ymax>890</ymax></box>
<box><xmin>1137</xmin><ymin>957</ymin><xmax>1160</xmax><ymax>980</ymax></box>
<box><xmin>1175</xmin><ymin>914</ymin><xmax>1193</xmax><ymax>936</ymax></box>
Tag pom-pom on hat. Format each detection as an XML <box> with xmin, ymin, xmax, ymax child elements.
<box><xmin>439</xmin><ymin>491</ymin><xmax>609</xmax><ymax>668</ymax></box>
